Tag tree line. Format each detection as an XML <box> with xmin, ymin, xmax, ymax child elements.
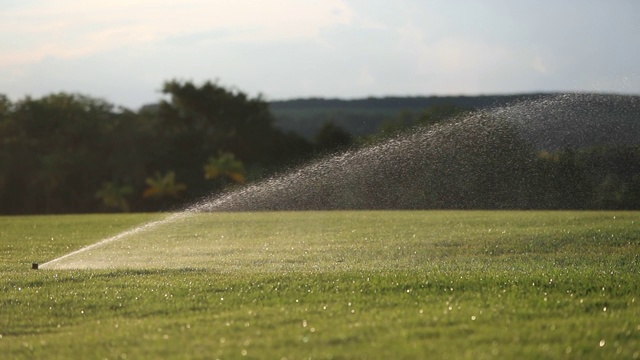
<box><xmin>1</xmin><ymin>81</ymin><xmax>639</xmax><ymax>214</ymax></box>
<box><xmin>0</xmin><ymin>81</ymin><xmax>352</xmax><ymax>214</ymax></box>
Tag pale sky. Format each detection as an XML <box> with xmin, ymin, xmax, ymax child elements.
<box><xmin>1</xmin><ymin>0</ymin><xmax>639</xmax><ymax>109</ymax></box>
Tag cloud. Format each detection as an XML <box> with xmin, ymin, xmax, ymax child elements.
<box><xmin>0</xmin><ymin>0</ymin><xmax>353</xmax><ymax>67</ymax></box>
<box><xmin>393</xmin><ymin>23</ymin><xmax>519</xmax><ymax>77</ymax></box>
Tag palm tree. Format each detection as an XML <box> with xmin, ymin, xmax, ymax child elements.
<box><xmin>143</xmin><ymin>171</ymin><xmax>187</xmax><ymax>199</ymax></box>
<box><xmin>203</xmin><ymin>152</ymin><xmax>246</xmax><ymax>185</ymax></box>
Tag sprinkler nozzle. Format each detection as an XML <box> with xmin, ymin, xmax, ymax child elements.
<box><xmin>32</xmin><ymin>262</ymin><xmax>38</xmax><ymax>270</ymax></box>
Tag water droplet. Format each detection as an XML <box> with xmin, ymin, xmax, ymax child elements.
<box><xmin>600</xmin><ymin>339</ymin><xmax>606</xmax><ymax>347</ymax></box>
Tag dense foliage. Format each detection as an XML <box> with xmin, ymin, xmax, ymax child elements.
<box><xmin>0</xmin><ymin>84</ymin><xmax>639</xmax><ymax>214</ymax></box>
<box><xmin>0</xmin><ymin>83</ymin><xmax>318</xmax><ymax>214</ymax></box>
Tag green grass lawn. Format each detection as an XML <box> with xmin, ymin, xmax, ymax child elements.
<box><xmin>1</xmin><ymin>211</ymin><xmax>639</xmax><ymax>359</ymax></box>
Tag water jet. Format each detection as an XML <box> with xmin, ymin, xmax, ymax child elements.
<box><xmin>39</xmin><ymin>93</ymin><xmax>640</xmax><ymax>269</ymax></box>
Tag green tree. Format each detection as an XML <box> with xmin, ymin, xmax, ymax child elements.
<box><xmin>377</xmin><ymin>111</ymin><xmax>415</xmax><ymax>138</ymax></box>
<box><xmin>0</xmin><ymin>93</ymin><xmax>128</xmax><ymax>213</ymax></box>
<box><xmin>143</xmin><ymin>171</ymin><xmax>187</xmax><ymax>200</ymax></box>
<box><xmin>158</xmin><ymin>80</ymin><xmax>275</xmax><ymax>161</ymax></box>
<box><xmin>95</xmin><ymin>181</ymin><xmax>134</xmax><ymax>212</ymax></box>
<box><xmin>0</xmin><ymin>94</ymin><xmax>14</xmax><ymax>210</ymax></box>
<box><xmin>204</xmin><ymin>152</ymin><xmax>246</xmax><ymax>184</ymax></box>
<box><xmin>360</xmin><ymin>104</ymin><xmax>468</xmax><ymax>146</ymax></box>
<box><xmin>154</xmin><ymin>80</ymin><xmax>313</xmax><ymax>199</ymax></box>
<box><xmin>0</xmin><ymin>83</ymin><xmax>315</xmax><ymax>214</ymax></box>
<box><xmin>416</xmin><ymin>103</ymin><xmax>468</xmax><ymax>127</ymax></box>
<box><xmin>313</xmin><ymin>121</ymin><xmax>353</xmax><ymax>154</ymax></box>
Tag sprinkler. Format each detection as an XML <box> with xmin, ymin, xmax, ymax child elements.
<box><xmin>32</xmin><ymin>262</ymin><xmax>38</xmax><ymax>270</ymax></box>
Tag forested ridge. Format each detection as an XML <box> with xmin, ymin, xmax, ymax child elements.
<box><xmin>270</xmin><ymin>94</ymin><xmax>544</xmax><ymax>139</ymax></box>
<box><xmin>1</xmin><ymin>81</ymin><xmax>639</xmax><ymax>214</ymax></box>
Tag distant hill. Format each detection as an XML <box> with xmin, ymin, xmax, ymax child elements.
<box><xmin>269</xmin><ymin>93</ymin><xmax>640</xmax><ymax>150</ymax></box>
<box><xmin>269</xmin><ymin>94</ymin><xmax>551</xmax><ymax>139</ymax></box>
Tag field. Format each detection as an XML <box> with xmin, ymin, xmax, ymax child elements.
<box><xmin>1</xmin><ymin>211</ymin><xmax>639</xmax><ymax>359</ymax></box>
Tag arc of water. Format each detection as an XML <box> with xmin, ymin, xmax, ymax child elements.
<box><xmin>39</xmin><ymin>213</ymin><xmax>187</xmax><ymax>268</ymax></box>
<box><xmin>39</xmin><ymin>93</ymin><xmax>640</xmax><ymax>268</ymax></box>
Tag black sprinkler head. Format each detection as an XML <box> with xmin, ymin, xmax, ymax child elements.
<box><xmin>32</xmin><ymin>262</ymin><xmax>38</xmax><ymax>270</ymax></box>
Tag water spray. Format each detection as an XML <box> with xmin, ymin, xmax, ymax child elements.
<box><xmin>38</xmin><ymin>213</ymin><xmax>190</xmax><ymax>269</ymax></box>
<box><xmin>39</xmin><ymin>93</ymin><xmax>640</xmax><ymax>269</ymax></box>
